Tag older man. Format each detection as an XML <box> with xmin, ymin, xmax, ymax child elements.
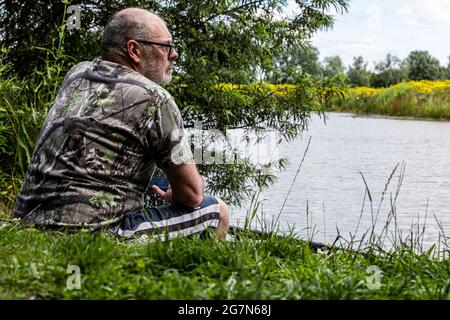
<box><xmin>12</xmin><ymin>8</ymin><xmax>229</xmax><ymax>239</ymax></box>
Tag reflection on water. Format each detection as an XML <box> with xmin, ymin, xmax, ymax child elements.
<box><xmin>231</xmin><ymin>113</ymin><xmax>450</xmax><ymax>248</ymax></box>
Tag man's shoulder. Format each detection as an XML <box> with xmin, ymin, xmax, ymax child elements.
<box><xmin>60</xmin><ymin>61</ymin><xmax>94</xmax><ymax>87</ymax></box>
<box><xmin>119</xmin><ymin>69</ymin><xmax>174</xmax><ymax>105</ymax></box>
<box><xmin>68</xmin><ymin>60</ymin><xmax>94</xmax><ymax>74</ymax></box>
<box><xmin>63</xmin><ymin>59</ymin><xmax>175</xmax><ymax>104</ymax></box>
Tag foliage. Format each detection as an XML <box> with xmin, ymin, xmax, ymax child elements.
<box><xmin>370</xmin><ymin>54</ymin><xmax>408</xmax><ymax>88</ymax></box>
<box><xmin>445</xmin><ymin>57</ymin><xmax>450</xmax><ymax>80</ymax></box>
<box><xmin>0</xmin><ymin>18</ymin><xmax>72</xmax><ymax>213</ymax></box>
<box><xmin>345</xmin><ymin>51</ymin><xmax>446</xmax><ymax>89</ymax></box>
<box><xmin>331</xmin><ymin>80</ymin><xmax>450</xmax><ymax>119</ymax></box>
<box><xmin>1</xmin><ymin>0</ymin><xmax>350</xmax><ymax>80</ymax></box>
<box><xmin>322</xmin><ymin>55</ymin><xmax>345</xmax><ymax>78</ymax></box>
<box><xmin>346</xmin><ymin>56</ymin><xmax>371</xmax><ymax>87</ymax></box>
<box><xmin>406</xmin><ymin>50</ymin><xmax>443</xmax><ymax>81</ymax></box>
<box><xmin>268</xmin><ymin>45</ymin><xmax>323</xmax><ymax>83</ymax></box>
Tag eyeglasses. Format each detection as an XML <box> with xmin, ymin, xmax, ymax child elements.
<box><xmin>135</xmin><ymin>39</ymin><xmax>175</xmax><ymax>57</ymax></box>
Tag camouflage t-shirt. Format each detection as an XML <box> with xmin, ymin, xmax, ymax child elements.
<box><xmin>12</xmin><ymin>58</ymin><xmax>192</xmax><ymax>230</ymax></box>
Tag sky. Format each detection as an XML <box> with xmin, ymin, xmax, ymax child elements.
<box><xmin>285</xmin><ymin>0</ymin><xmax>450</xmax><ymax>70</ymax></box>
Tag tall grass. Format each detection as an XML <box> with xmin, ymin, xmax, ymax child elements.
<box><xmin>331</xmin><ymin>81</ymin><xmax>450</xmax><ymax>119</ymax></box>
<box><xmin>292</xmin><ymin>161</ymin><xmax>450</xmax><ymax>262</ymax></box>
<box><xmin>0</xmin><ymin>17</ymin><xmax>73</xmax><ymax>217</ymax></box>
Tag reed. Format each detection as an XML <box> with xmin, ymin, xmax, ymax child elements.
<box><xmin>0</xmin><ymin>18</ymin><xmax>73</xmax><ymax>216</ymax></box>
<box><xmin>331</xmin><ymin>81</ymin><xmax>450</xmax><ymax>119</ymax></box>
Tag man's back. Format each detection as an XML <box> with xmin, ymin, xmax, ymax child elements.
<box><xmin>13</xmin><ymin>58</ymin><xmax>185</xmax><ymax>229</ymax></box>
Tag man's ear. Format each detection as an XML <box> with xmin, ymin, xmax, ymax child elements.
<box><xmin>126</xmin><ymin>40</ymin><xmax>141</xmax><ymax>64</ymax></box>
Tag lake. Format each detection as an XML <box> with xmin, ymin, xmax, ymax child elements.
<box><xmin>230</xmin><ymin>112</ymin><xmax>450</xmax><ymax>249</ymax></box>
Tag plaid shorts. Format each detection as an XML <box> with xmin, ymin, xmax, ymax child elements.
<box><xmin>114</xmin><ymin>196</ymin><xmax>220</xmax><ymax>241</ymax></box>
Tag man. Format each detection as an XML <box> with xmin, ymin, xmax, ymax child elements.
<box><xmin>12</xmin><ymin>8</ymin><xmax>229</xmax><ymax>240</ymax></box>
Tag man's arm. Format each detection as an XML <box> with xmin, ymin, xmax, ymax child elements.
<box><xmin>148</xmin><ymin>96</ymin><xmax>204</xmax><ymax>207</ymax></box>
<box><xmin>152</xmin><ymin>161</ymin><xmax>204</xmax><ymax>208</ymax></box>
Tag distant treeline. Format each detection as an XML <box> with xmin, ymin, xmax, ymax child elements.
<box><xmin>268</xmin><ymin>45</ymin><xmax>450</xmax><ymax>89</ymax></box>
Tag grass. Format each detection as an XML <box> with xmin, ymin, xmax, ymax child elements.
<box><xmin>331</xmin><ymin>80</ymin><xmax>450</xmax><ymax>119</ymax></box>
<box><xmin>0</xmin><ymin>219</ymin><xmax>449</xmax><ymax>300</ymax></box>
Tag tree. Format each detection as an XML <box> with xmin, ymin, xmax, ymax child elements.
<box><xmin>406</xmin><ymin>50</ymin><xmax>443</xmax><ymax>81</ymax></box>
<box><xmin>347</xmin><ymin>56</ymin><xmax>371</xmax><ymax>87</ymax></box>
<box><xmin>445</xmin><ymin>57</ymin><xmax>450</xmax><ymax>80</ymax></box>
<box><xmin>370</xmin><ymin>53</ymin><xmax>407</xmax><ymax>88</ymax></box>
<box><xmin>269</xmin><ymin>45</ymin><xmax>323</xmax><ymax>83</ymax></box>
<box><xmin>1</xmin><ymin>0</ymin><xmax>350</xmax><ymax>206</ymax></box>
<box><xmin>322</xmin><ymin>55</ymin><xmax>345</xmax><ymax>78</ymax></box>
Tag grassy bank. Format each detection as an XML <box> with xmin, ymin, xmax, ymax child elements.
<box><xmin>0</xmin><ymin>219</ymin><xmax>449</xmax><ymax>300</ymax></box>
<box><xmin>331</xmin><ymin>81</ymin><xmax>450</xmax><ymax>119</ymax></box>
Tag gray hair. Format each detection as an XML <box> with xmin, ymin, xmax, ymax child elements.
<box><xmin>102</xmin><ymin>10</ymin><xmax>152</xmax><ymax>59</ymax></box>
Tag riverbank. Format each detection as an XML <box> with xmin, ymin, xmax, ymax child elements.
<box><xmin>0</xmin><ymin>220</ymin><xmax>449</xmax><ymax>299</ymax></box>
<box><xmin>331</xmin><ymin>81</ymin><xmax>450</xmax><ymax>120</ymax></box>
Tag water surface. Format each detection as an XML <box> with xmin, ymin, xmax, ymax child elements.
<box><xmin>231</xmin><ymin>113</ymin><xmax>450</xmax><ymax>248</ymax></box>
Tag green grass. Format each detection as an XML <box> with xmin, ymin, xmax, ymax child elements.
<box><xmin>0</xmin><ymin>219</ymin><xmax>449</xmax><ymax>300</ymax></box>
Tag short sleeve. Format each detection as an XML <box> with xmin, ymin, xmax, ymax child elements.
<box><xmin>145</xmin><ymin>98</ymin><xmax>193</xmax><ymax>170</ymax></box>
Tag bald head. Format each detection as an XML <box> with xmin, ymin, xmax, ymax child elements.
<box><xmin>113</xmin><ymin>8</ymin><xmax>163</xmax><ymax>28</ymax></box>
<box><xmin>102</xmin><ymin>8</ymin><xmax>166</xmax><ymax>61</ymax></box>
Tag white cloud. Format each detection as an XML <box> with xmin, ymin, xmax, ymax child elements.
<box><xmin>283</xmin><ymin>1</ymin><xmax>301</xmax><ymax>19</ymax></box>
<box><xmin>337</xmin><ymin>37</ymin><xmax>385</xmax><ymax>56</ymax></box>
<box><xmin>366</xmin><ymin>5</ymin><xmax>382</xmax><ymax>31</ymax></box>
<box><xmin>283</xmin><ymin>0</ymin><xmax>343</xmax><ymax>20</ymax></box>
<box><xmin>399</xmin><ymin>0</ymin><xmax>450</xmax><ymax>27</ymax></box>
<box><xmin>312</xmin><ymin>36</ymin><xmax>386</xmax><ymax>70</ymax></box>
<box><xmin>310</xmin><ymin>0</ymin><xmax>450</xmax><ymax>69</ymax></box>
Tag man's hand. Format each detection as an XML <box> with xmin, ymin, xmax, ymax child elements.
<box><xmin>152</xmin><ymin>185</ymin><xmax>173</xmax><ymax>203</ymax></box>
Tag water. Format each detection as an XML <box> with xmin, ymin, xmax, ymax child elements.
<box><xmin>230</xmin><ymin>112</ymin><xmax>450</xmax><ymax>249</ymax></box>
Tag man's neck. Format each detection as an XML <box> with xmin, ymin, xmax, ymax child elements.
<box><xmin>102</xmin><ymin>54</ymin><xmax>137</xmax><ymax>73</ymax></box>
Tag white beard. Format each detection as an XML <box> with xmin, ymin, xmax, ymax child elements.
<box><xmin>143</xmin><ymin>58</ymin><xmax>173</xmax><ymax>85</ymax></box>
